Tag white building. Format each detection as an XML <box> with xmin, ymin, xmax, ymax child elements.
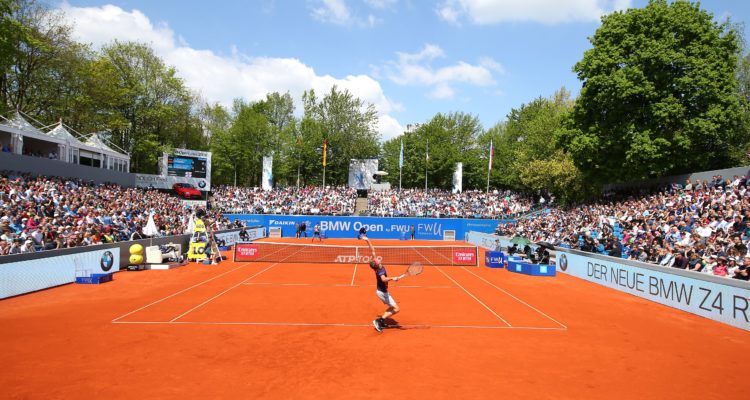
<box><xmin>0</xmin><ymin>111</ymin><xmax>130</xmax><ymax>172</ymax></box>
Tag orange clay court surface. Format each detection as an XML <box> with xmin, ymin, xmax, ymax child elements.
<box><xmin>1</xmin><ymin>238</ymin><xmax>748</xmax><ymax>399</ymax></box>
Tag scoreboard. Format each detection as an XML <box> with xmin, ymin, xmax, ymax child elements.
<box><xmin>167</xmin><ymin>155</ymin><xmax>207</xmax><ymax>178</ymax></box>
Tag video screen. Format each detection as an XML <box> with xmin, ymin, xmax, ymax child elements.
<box><xmin>167</xmin><ymin>155</ymin><xmax>207</xmax><ymax>178</ymax></box>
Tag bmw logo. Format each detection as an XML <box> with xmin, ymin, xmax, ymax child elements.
<box><xmin>198</xmin><ymin>180</ymin><xmax>207</xmax><ymax>189</ymax></box>
<box><xmin>100</xmin><ymin>251</ymin><xmax>115</xmax><ymax>272</ymax></box>
<box><xmin>558</xmin><ymin>253</ymin><xmax>568</xmax><ymax>271</ymax></box>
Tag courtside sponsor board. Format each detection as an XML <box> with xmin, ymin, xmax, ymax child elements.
<box><xmin>235</xmin><ymin>244</ymin><xmax>260</xmax><ymax>260</ymax></box>
<box><xmin>0</xmin><ymin>247</ymin><xmax>120</xmax><ymax>298</ymax></box>
<box><xmin>225</xmin><ymin>215</ymin><xmax>513</xmax><ymax>240</ymax></box>
<box><xmin>453</xmin><ymin>249</ymin><xmax>477</xmax><ymax>265</ymax></box>
<box><xmin>214</xmin><ymin>227</ymin><xmax>265</xmax><ymax>246</ymax></box>
<box><xmin>557</xmin><ymin>249</ymin><xmax>750</xmax><ymax>332</ymax></box>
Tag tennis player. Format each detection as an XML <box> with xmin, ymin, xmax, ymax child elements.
<box><xmin>366</xmin><ymin>238</ymin><xmax>404</xmax><ymax>332</ymax></box>
<box><xmin>312</xmin><ymin>224</ymin><xmax>323</xmax><ymax>242</ymax></box>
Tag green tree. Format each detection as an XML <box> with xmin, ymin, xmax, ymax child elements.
<box><xmin>252</xmin><ymin>92</ymin><xmax>298</xmax><ymax>186</ymax></box>
<box><xmin>0</xmin><ymin>0</ymin><xmax>81</xmax><ymax>115</ymax></box>
<box><xmin>300</xmin><ymin>86</ymin><xmax>380</xmax><ymax>185</ymax></box>
<box><xmin>100</xmin><ymin>41</ymin><xmax>200</xmax><ymax>173</ymax></box>
<box><xmin>381</xmin><ymin>112</ymin><xmax>484</xmax><ymax>190</ymax></box>
<box><xmin>560</xmin><ymin>0</ymin><xmax>746</xmax><ymax>183</ymax></box>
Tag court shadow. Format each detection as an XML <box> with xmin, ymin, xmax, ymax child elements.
<box><xmin>382</xmin><ymin>318</ymin><xmax>431</xmax><ymax>330</ymax></box>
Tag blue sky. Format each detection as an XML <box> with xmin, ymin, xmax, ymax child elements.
<box><xmin>58</xmin><ymin>0</ymin><xmax>750</xmax><ymax>141</ymax></box>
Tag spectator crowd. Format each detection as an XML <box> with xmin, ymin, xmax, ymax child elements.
<box><xmin>500</xmin><ymin>174</ymin><xmax>750</xmax><ymax>281</ymax></box>
<box><xmin>4</xmin><ymin>168</ymin><xmax>750</xmax><ymax>281</ymax></box>
<box><xmin>210</xmin><ymin>185</ymin><xmax>357</xmax><ymax>215</ymax></box>
<box><xmin>367</xmin><ymin>188</ymin><xmax>534</xmax><ymax>218</ymax></box>
<box><xmin>0</xmin><ymin>171</ymin><xmax>230</xmax><ymax>255</ymax></box>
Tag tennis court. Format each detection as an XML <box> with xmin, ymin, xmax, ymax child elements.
<box><xmin>1</xmin><ymin>238</ymin><xmax>748</xmax><ymax>399</ymax></box>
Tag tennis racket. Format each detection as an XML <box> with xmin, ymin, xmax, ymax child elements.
<box><xmin>400</xmin><ymin>262</ymin><xmax>423</xmax><ymax>279</ymax></box>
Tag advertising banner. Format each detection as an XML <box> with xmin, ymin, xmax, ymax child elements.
<box><xmin>0</xmin><ymin>247</ymin><xmax>120</xmax><ymax>299</ymax></box>
<box><xmin>262</xmin><ymin>156</ymin><xmax>273</xmax><ymax>191</ymax></box>
<box><xmin>188</xmin><ymin>242</ymin><xmax>208</xmax><ymax>260</ymax></box>
<box><xmin>225</xmin><ymin>214</ymin><xmax>508</xmax><ymax>240</ymax></box>
<box><xmin>235</xmin><ymin>243</ymin><xmax>260</xmax><ymax>261</ymax></box>
<box><xmin>453</xmin><ymin>162</ymin><xmax>463</xmax><ymax>193</ymax></box>
<box><xmin>556</xmin><ymin>249</ymin><xmax>750</xmax><ymax>332</ymax></box>
<box><xmin>214</xmin><ymin>227</ymin><xmax>266</xmax><ymax>246</ymax></box>
<box><xmin>348</xmin><ymin>159</ymin><xmax>378</xmax><ymax>190</ymax></box>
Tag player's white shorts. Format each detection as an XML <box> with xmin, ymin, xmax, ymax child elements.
<box><xmin>376</xmin><ymin>290</ymin><xmax>398</xmax><ymax>307</ymax></box>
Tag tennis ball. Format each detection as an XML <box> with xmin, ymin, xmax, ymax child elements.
<box><xmin>129</xmin><ymin>244</ymin><xmax>143</xmax><ymax>255</ymax></box>
<box><xmin>129</xmin><ymin>254</ymin><xmax>143</xmax><ymax>264</ymax></box>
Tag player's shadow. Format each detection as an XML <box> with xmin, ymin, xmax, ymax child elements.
<box><xmin>382</xmin><ymin>318</ymin><xmax>430</xmax><ymax>330</ymax></box>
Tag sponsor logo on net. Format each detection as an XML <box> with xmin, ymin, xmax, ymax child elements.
<box><xmin>334</xmin><ymin>255</ymin><xmax>383</xmax><ymax>263</ymax></box>
<box><xmin>237</xmin><ymin>244</ymin><xmax>259</xmax><ymax>258</ymax></box>
<box><xmin>453</xmin><ymin>250</ymin><xmax>476</xmax><ymax>263</ymax></box>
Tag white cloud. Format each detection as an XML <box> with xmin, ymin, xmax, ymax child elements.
<box><xmin>58</xmin><ymin>3</ymin><xmax>404</xmax><ymax>141</ymax></box>
<box><xmin>310</xmin><ymin>0</ymin><xmax>353</xmax><ymax>25</ymax></box>
<box><xmin>436</xmin><ymin>0</ymin><xmax>634</xmax><ymax>25</ymax></box>
<box><xmin>430</xmin><ymin>84</ymin><xmax>455</xmax><ymax>100</ymax></box>
<box><xmin>365</xmin><ymin>0</ymin><xmax>397</xmax><ymax>10</ymax></box>
<box><xmin>309</xmin><ymin>0</ymin><xmax>382</xmax><ymax>28</ymax></box>
<box><xmin>382</xmin><ymin>44</ymin><xmax>503</xmax><ymax>100</ymax></box>
<box><xmin>436</xmin><ymin>5</ymin><xmax>461</xmax><ymax>25</ymax></box>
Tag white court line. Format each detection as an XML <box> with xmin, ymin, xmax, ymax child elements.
<box><xmin>168</xmin><ymin>245</ymin><xmax>310</xmax><ymax>322</ymax></box>
<box><xmin>169</xmin><ymin>263</ymin><xmax>278</xmax><ymax>322</ymax></box>
<box><xmin>461</xmin><ymin>267</ymin><xmax>568</xmax><ymax>330</ymax></box>
<box><xmin>111</xmin><ymin>263</ymin><xmax>250</xmax><ymax>323</ymax></box>
<box><xmin>435</xmin><ymin>266</ymin><xmax>512</xmax><ymax>327</ymax></box>
<box><xmin>412</xmin><ymin>247</ymin><xmax>433</xmax><ymax>265</ymax></box>
<box><xmin>351</xmin><ymin>263</ymin><xmax>358</xmax><ymax>286</ymax></box>
<box><xmin>112</xmin><ymin>320</ymin><xmax>566</xmax><ymax>330</ymax></box>
<box><xmin>241</xmin><ymin>282</ymin><xmax>454</xmax><ymax>289</ymax></box>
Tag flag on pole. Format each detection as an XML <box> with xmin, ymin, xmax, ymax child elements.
<box><xmin>399</xmin><ymin>139</ymin><xmax>404</xmax><ymax>169</ymax></box>
<box><xmin>426</xmin><ymin>139</ymin><xmax>429</xmax><ymax>162</ymax></box>
<box><xmin>322</xmin><ymin>140</ymin><xmax>327</xmax><ymax>167</ymax></box>
<box><xmin>488</xmin><ymin>139</ymin><xmax>494</xmax><ymax>170</ymax></box>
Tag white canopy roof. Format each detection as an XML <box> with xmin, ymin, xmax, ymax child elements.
<box><xmin>47</xmin><ymin>123</ymin><xmax>85</xmax><ymax>145</ymax></box>
<box><xmin>1</xmin><ymin>112</ymin><xmax>129</xmax><ymax>160</ymax></box>
<box><xmin>1</xmin><ymin>112</ymin><xmax>46</xmax><ymax>136</ymax></box>
<box><xmin>84</xmin><ymin>133</ymin><xmax>126</xmax><ymax>157</ymax></box>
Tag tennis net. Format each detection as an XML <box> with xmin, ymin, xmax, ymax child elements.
<box><xmin>233</xmin><ymin>241</ymin><xmax>478</xmax><ymax>266</ymax></box>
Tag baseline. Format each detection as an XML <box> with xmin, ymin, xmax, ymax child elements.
<box><xmin>242</xmin><ymin>282</ymin><xmax>454</xmax><ymax>289</ymax></box>
<box><xmin>111</xmin><ymin>320</ymin><xmax>566</xmax><ymax>330</ymax></box>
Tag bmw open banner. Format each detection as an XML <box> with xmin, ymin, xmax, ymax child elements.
<box><xmin>348</xmin><ymin>159</ymin><xmax>378</xmax><ymax>190</ymax></box>
<box><xmin>227</xmin><ymin>214</ymin><xmax>506</xmax><ymax>240</ymax></box>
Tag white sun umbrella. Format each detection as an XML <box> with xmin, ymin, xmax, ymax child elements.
<box><xmin>185</xmin><ymin>214</ymin><xmax>195</xmax><ymax>234</ymax></box>
<box><xmin>144</xmin><ymin>212</ymin><xmax>160</xmax><ymax>237</ymax></box>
